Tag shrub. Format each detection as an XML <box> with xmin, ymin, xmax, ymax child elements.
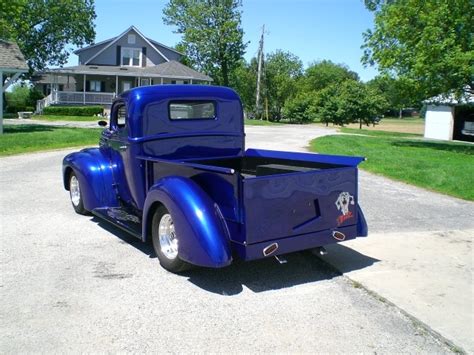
<box><xmin>43</xmin><ymin>106</ymin><xmax>104</xmax><ymax>116</ymax></box>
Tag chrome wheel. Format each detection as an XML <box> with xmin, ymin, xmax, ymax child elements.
<box><xmin>70</xmin><ymin>175</ymin><xmax>81</xmax><ymax>207</ymax></box>
<box><xmin>158</xmin><ymin>214</ymin><xmax>178</xmax><ymax>260</ymax></box>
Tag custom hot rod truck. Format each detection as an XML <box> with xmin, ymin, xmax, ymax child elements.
<box><xmin>63</xmin><ymin>85</ymin><xmax>367</xmax><ymax>273</ymax></box>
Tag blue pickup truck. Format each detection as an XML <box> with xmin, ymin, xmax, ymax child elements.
<box><xmin>63</xmin><ymin>85</ymin><xmax>367</xmax><ymax>273</ymax></box>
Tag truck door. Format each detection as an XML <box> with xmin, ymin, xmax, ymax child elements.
<box><xmin>105</xmin><ymin>102</ymin><xmax>135</xmax><ymax>208</ymax></box>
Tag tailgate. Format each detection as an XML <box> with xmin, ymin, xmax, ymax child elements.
<box><xmin>243</xmin><ymin>167</ymin><xmax>358</xmax><ymax>244</ymax></box>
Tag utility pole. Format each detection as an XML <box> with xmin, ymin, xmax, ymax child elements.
<box><xmin>255</xmin><ymin>25</ymin><xmax>265</xmax><ymax>119</ymax></box>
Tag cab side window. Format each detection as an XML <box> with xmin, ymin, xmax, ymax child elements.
<box><xmin>111</xmin><ymin>104</ymin><xmax>127</xmax><ymax>132</ymax></box>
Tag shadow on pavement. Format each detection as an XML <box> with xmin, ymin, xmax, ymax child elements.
<box><xmin>184</xmin><ymin>251</ymin><xmax>339</xmax><ymax>295</ymax></box>
<box><xmin>323</xmin><ymin>243</ymin><xmax>380</xmax><ymax>273</ymax></box>
<box><xmin>91</xmin><ymin>216</ymin><xmax>156</xmax><ymax>258</ymax></box>
<box><xmin>92</xmin><ymin>216</ymin><xmax>378</xmax><ymax>295</ymax></box>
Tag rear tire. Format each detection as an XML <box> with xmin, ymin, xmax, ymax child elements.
<box><xmin>69</xmin><ymin>171</ymin><xmax>88</xmax><ymax>215</ymax></box>
<box><xmin>151</xmin><ymin>206</ymin><xmax>191</xmax><ymax>273</ymax></box>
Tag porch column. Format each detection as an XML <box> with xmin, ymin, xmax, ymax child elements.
<box><xmin>190</xmin><ymin>79</ymin><xmax>193</xmax><ymax>85</ymax></box>
<box><xmin>160</xmin><ymin>77</ymin><xmax>163</xmax><ymax>85</ymax></box>
<box><xmin>115</xmin><ymin>75</ymin><xmax>118</xmax><ymax>95</ymax></box>
<box><xmin>83</xmin><ymin>74</ymin><xmax>86</xmax><ymax>104</ymax></box>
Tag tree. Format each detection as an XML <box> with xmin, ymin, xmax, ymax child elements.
<box><xmin>265</xmin><ymin>50</ymin><xmax>303</xmax><ymax>120</ymax></box>
<box><xmin>5</xmin><ymin>83</ymin><xmax>44</xmax><ymax>113</ymax></box>
<box><xmin>282</xmin><ymin>92</ymin><xmax>319</xmax><ymax>124</ymax></box>
<box><xmin>315</xmin><ymin>80</ymin><xmax>387</xmax><ymax>128</ymax></box>
<box><xmin>0</xmin><ymin>0</ymin><xmax>96</xmax><ymax>73</ymax></box>
<box><xmin>163</xmin><ymin>0</ymin><xmax>248</xmax><ymax>86</ymax></box>
<box><xmin>362</xmin><ymin>0</ymin><xmax>474</xmax><ymax>99</ymax></box>
<box><xmin>229</xmin><ymin>59</ymin><xmax>257</xmax><ymax>113</ymax></box>
<box><xmin>367</xmin><ymin>75</ymin><xmax>421</xmax><ymax>117</ymax></box>
<box><xmin>303</xmin><ymin>60</ymin><xmax>359</xmax><ymax>92</ymax></box>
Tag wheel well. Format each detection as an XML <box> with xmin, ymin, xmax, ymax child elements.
<box><xmin>64</xmin><ymin>167</ymin><xmax>73</xmax><ymax>190</ymax></box>
<box><xmin>144</xmin><ymin>201</ymin><xmax>164</xmax><ymax>242</ymax></box>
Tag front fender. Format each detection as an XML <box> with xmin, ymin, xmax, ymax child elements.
<box><xmin>143</xmin><ymin>176</ymin><xmax>232</xmax><ymax>268</ymax></box>
<box><xmin>63</xmin><ymin>148</ymin><xmax>118</xmax><ymax>211</ymax></box>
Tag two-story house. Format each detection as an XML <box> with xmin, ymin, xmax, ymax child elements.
<box><xmin>33</xmin><ymin>26</ymin><xmax>212</xmax><ymax>111</ymax></box>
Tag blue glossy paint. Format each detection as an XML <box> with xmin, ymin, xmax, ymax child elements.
<box><xmin>142</xmin><ymin>176</ymin><xmax>232</xmax><ymax>268</ymax></box>
<box><xmin>245</xmin><ymin>148</ymin><xmax>365</xmax><ymax>167</ymax></box>
<box><xmin>242</xmin><ymin>166</ymin><xmax>358</xmax><ymax>244</ymax></box>
<box><xmin>233</xmin><ymin>224</ymin><xmax>359</xmax><ymax>261</ymax></box>
<box><xmin>62</xmin><ymin>85</ymin><xmax>368</xmax><ymax>269</ymax></box>
<box><xmin>63</xmin><ymin>148</ymin><xmax>118</xmax><ymax>211</ymax></box>
<box><xmin>357</xmin><ymin>204</ymin><xmax>368</xmax><ymax>237</ymax></box>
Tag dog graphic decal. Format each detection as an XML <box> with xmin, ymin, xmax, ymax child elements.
<box><xmin>335</xmin><ymin>192</ymin><xmax>355</xmax><ymax>225</ymax></box>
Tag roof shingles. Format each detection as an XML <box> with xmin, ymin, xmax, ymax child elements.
<box><xmin>0</xmin><ymin>40</ymin><xmax>28</xmax><ymax>71</ymax></box>
<box><xmin>46</xmin><ymin>60</ymin><xmax>212</xmax><ymax>81</ymax></box>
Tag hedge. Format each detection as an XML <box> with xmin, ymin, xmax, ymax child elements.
<box><xmin>43</xmin><ymin>106</ymin><xmax>104</xmax><ymax>116</ymax></box>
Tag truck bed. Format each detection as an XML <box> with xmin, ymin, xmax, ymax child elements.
<box><xmin>144</xmin><ymin>148</ymin><xmax>366</xmax><ymax>249</ymax></box>
<box><xmin>190</xmin><ymin>154</ymin><xmax>339</xmax><ymax>178</ymax></box>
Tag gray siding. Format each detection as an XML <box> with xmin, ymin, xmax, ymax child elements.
<box><xmin>154</xmin><ymin>44</ymin><xmax>182</xmax><ymax>62</ymax></box>
<box><xmin>145</xmin><ymin>47</ymin><xmax>168</xmax><ymax>66</ymax></box>
<box><xmin>76</xmin><ymin>29</ymin><xmax>182</xmax><ymax>66</ymax></box>
<box><xmin>89</xmin><ymin>29</ymin><xmax>168</xmax><ymax>66</ymax></box>
<box><xmin>78</xmin><ymin>42</ymin><xmax>110</xmax><ymax>65</ymax></box>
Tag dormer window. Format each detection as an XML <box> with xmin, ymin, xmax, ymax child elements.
<box><xmin>121</xmin><ymin>47</ymin><xmax>141</xmax><ymax>67</ymax></box>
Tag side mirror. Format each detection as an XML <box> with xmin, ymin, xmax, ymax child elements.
<box><xmin>98</xmin><ymin>120</ymin><xmax>108</xmax><ymax>127</ymax></box>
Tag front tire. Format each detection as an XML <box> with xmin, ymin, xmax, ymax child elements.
<box><xmin>69</xmin><ymin>171</ymin><xmax>88</xmax><ymax>215</ymax></box>
<box><xmin>151</xmin><ymin>206</ymin><xmax>191</xmax><ymax>273</ymax></box>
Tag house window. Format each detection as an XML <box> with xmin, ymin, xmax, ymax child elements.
<box><xmin>121</xmin><ymin>47</ymin><xmax>141</xmax><ymax>67</ymax></box>
<box><xmin>90</xmin><ymin>80</ymin><xmax>101</xmax><ymax>92</ymax></box>
<box><xmin>140</xmin><ymin>78</ymin><xmax>150</xmax><ymax>86</ymax></box>
<box><xmin>128</xmin><ymin>34</ymin><xmax>136</xmax><ymax>44</ymax></box>
<box><xmin>169</xmin><ymin>101</ymin><xmax>216</xmax><ymax>120</ymax></box>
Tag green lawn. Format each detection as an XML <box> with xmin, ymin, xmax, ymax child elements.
<box><xmin>34</xmin><ymin>115</ymin><xmax>101</xmax><ymax>122</ymax></box>
<box><xmin>311</xmin><ymin>132</ymin><xmax>474</xmax><ymax>201</ymax></box>
<box><xmin>340</xmin><ymin>127</ymin><xmax>422</xmax><ymax>138</ymax></box>
<box><xmin>0</xmin><ymin>125</ymin><xmax>102</xmax><ymax>156</ymax></box>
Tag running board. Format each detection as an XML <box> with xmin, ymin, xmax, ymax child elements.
<box><xmin>92</xmin><ymin>207</ymin><xmax>142</xmax><ymax>239</ymax></box>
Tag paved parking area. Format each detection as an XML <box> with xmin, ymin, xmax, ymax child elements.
<box><xmin>248</xmin><ymin>124</ymin><xmax>474</xmax><ymax>353</ymax></box>
<box><xmin>0</xmin><ymin>123</ymin><xmax>470</xmax><ymax>352</ymax></box>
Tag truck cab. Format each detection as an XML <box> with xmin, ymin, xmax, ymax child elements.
<box><xmin>63</xmin><ymin>85</ymin><xmax>367</xmax><ymax>273</ymax></box>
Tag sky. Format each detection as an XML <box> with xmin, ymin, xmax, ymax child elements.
<box><xmin>65</xmin><ymin>0</ymin><xmax>379</xmax><ymax>82</ymax></box>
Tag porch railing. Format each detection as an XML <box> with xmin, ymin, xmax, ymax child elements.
<box><xmin>36</xmin><ymin>91</ymin><xmax>116</xmax><ymax>114</ymax></box>
<box><xmin>36</xmin><ymin>93</ymin><xmax>53</xmax><ymax>114</ymax></box>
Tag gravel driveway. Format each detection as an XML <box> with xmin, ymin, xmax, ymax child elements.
<box><xmin>0</xmin><ymin>124</ymin><xmax>459</xmax><ymax>353</ymax></box>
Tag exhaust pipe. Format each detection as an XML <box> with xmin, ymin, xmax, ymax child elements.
<box><xmin>332</xmin><ymin>230</ymin><xmax>346</xmax><ymax>241</ymax></box>
<box><xmin>263</xmin><ymin>242</ymin><xmax>279</xmax><ymax>257</ymax></box>
<box><xmin>311</xmin><ymin>246</ymin><xmax>328</xmax><ymax>256</ymax></box>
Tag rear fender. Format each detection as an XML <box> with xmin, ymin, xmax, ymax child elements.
<box><xmin>357</xmin><ymin>204</ymin><xmax>368</xmax><ymax>237</ymax></box>
<box><xmin>142</xmin><ymin>176</ymin><xmax>232</xmax><ymax>268</ymax></box>
<box><xmin>63</xmin><ymin>148</ymin><xmax>118</xmax><ymax>211</ymax></box>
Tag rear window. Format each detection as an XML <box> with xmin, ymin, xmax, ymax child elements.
<box><xmin>117</xmin><ymin>106</ymin><xmax>127</xmax><ymax>128</ymax></box>
<box><xmin>169</xmin><ymin>101</ymin><xmax>216</xmax><ymax>120</ymax></box>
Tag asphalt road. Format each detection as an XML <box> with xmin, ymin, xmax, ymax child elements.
<box><xmin>0</xmin><ymin>125</ymin><xmax>460</xmax><ymax>353</ymax></box>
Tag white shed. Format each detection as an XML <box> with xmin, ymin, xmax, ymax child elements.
<box><xmin>424</xmin><ymin>92</ymin><xmax>474</xmax><ymax>143</ymax></box>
